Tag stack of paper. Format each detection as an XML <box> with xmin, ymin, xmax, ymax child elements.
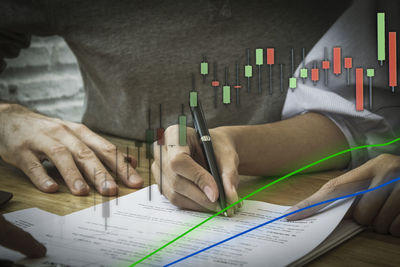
<box><xmin>0</xmin><ymin>185</ymin><xmax>363</xmax><ymax>266</ymax></box>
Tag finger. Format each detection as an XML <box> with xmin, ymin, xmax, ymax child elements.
<box><xmin>30</xmin><ymin>137</ymin><xmax>90</xmax><ymax>196</ymax></box>
<box><xmin>166</xmin><ymin>189</ymin><xmax>210</xmax><ymax>212</ymax></box>
<box><xmin>65</xmin><ymin>122</ymin><xmax>143</xmax><ymax>187</ymax></box>
<box><xmin>17</xmin><ymin>151</ymin><xmax>58</xmax><ymax>193</ymax></box>
<box><xmin>167</xmin><ymin>145</ymin><xmax>219</xmax><ymax>203</ymax></box>
<box><xmin>152</xmin><ymin>163</ymin><xmax>210</xmax><ymax>212</ymax></box>
<box><xmin>54</xmin><ymin>133</ymin><xmax>118</xmax><ymax>195</ymax></box>
<box><xmin>287</xmin><ymin>164</ymin><xmax>372</xmax><ymax>221</ymax></box>
<box><xmin>214</xmin><ymin>151</ymin><xmax>240</xmax><ymax>216</ymax></box>
<box><xmin>389</xmin><ymin>213</ymin><xmax>400</xmax><ymax>237</ymax></box>
<box><xmin>353</xmin><ymin>175</ymin><xmax>395</xmax><ymax>227</ymax></box>
<box><xmin>121</xmin><ymin>150</ymin><xmax>141</xmax><ymax>186</ymax></box>
<box><xmin>0</xmin><ymin>215</ymin><xmax>46</xmax><ymax>258</ymax></box>
<box><xmin>152</xmin><ymin>162</ymin><xmax>218</xmax><ymax>212</ymax></box>
<box><xmin>371</xmin><ymin>181</ymin><xmax>400</xmax><ymax>234</ymax></box>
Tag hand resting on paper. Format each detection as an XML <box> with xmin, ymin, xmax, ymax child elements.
<box><xmin>287</xmin><ymin>154</ymin><xmax>400</xmax><ymax>237</ymax></box>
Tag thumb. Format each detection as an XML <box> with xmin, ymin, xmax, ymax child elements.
<box><xmin>286</xmin><ymin>166</ymin><xmax>372</xmax><ymax>221</ymax></box>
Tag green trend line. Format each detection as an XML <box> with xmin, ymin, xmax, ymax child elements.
<box><xmin>131</xmin><ymin>137</ymin><xmax>400</xmax><ymax>266</ymax></box>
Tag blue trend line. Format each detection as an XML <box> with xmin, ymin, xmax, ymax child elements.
<box><xmin>164</xmin><ymin>177</ymin><xmax>400</xmax><ymax>266</ymax></box>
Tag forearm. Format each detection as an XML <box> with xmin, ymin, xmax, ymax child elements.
<box><xmin>216</xmin><ymin>112</ymin><xmax>350</xmax><ymax>176</ymax></box>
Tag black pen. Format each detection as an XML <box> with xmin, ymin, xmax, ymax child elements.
<box><xmin>190</xmin><ymin>100</ymin><xmax>228</xmax><ymax>216</ymax></box>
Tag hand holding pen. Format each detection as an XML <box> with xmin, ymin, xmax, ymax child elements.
<box><xmin>151</xmin><ymin>124</ymin><xmax>241</xmax><ymax>216</ymax></box>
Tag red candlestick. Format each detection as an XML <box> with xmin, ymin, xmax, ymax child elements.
<box><xmin>389</xmin><ymin>32</ymin><xmax>397</xmax><ymax>91</ymax></box>
<box><xmin>266</xmin><ymin>48</ymin><xmax>274</xmax><ymax>65</ymax></box>
<box><xmin>356</xmin><ymin>68</ymin><xmax>364</xmax><ymax>111</ymax></box>
<box><xmin>311</xmin><ymin>68</ymin><xmax>319</xmax><ymax>82</ymax></box>
<box><xmin>344</xmin><ymin>57</ymin><xmax>352</xmax><ymax>69</ymax></box>
<box><xmin>333</xmin><ymin>47</ymin><xmax>341</xmax><ymax>75</ymax></box>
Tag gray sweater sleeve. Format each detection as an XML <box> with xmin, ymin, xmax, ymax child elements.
<box><xmin>282</xmin><ymin>0</ymin><xmax>400</xmax><ymax>168</ymax></box>
<box><xmin>0</xmin><ymin>0</ymin><xmax>56</xmax><ymax>73</ymax></box>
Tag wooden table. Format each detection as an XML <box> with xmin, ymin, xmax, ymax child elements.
<box><xmin>1</xmin><ymin>135</ymin><xmax>399</xmax><ymax>266</ymax></box>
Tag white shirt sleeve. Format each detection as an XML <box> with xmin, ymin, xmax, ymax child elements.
<box><xmin>282</xmin><ymin>0</ymin><xmax>400</xmax><ymax>168</ymax></box>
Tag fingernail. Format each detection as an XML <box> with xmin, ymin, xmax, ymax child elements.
<box><xmin>101</xmin><ymin>180</ymin><xmax>117</xmax><ymax>195</ymax></box>
<box><xmin>44</xmin><ymin>180</ymin><xmax>55</xmax><ymax>188</ymax></box>
<box><xmin>102</xmin><ymin>180</ymin><xmax>110</xmax><ymax>190</ymax></box>
<box><xmin>129</xmin><ymin>174</ymin><xmax>139</xmax><ymax>182</ymax></box>
<box><xmin>285</xmin><ymin>207</ymin><xmax>297</xmax><ymax>214</ymax></box>
<box><xmin>102</xmin><ymin>180</ymin><xmax>111</xmax><ymax>188</ymax></box>
<box><xmin>129</xmin><ymin>175</ymin><xmax>144</xmax><ymax>188</ymax></box>
<box><xmin>204</xmin><ymin>186</ymin><xmax>217</xmax><ymax>202</ymax></box>
<box><xmin>74</xmin><ymin>180</ymin><xmax>85</xmax><ymax>191</ymax></box>
<box><xmin>285</xmin><ymin>207</ymin><xmax>299</xmax><ymax>220</ymax></box>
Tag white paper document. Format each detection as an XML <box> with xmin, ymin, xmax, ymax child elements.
<box><xmin>1</xmin><ymin>185</ymin><xmax>354</xmax><ymax>267</ymax></box>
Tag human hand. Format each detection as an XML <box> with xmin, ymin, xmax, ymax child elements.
<box><xmin>0</xmin><ymin>214</ymin><xmax>46</xmax><ymax>258</ymax></box>
<box><xmin>0</xmin><ymin>103</ymin><xmax>143</xmax><ymax>196</ymax></box>
<box><xmin>286</xmin><ymin>154</ymin><xmax>400</xmax><ymax>236</ymax></box>
<box><xmin>152</xmin><ymin>125</ymin><xmax>241</xmax><ymax>216</ymax></box>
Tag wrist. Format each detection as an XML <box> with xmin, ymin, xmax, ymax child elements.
<box><xmin>213</xmin><ymin>124</ymin><xmax>274</xmax><ymax>174</ymax></box>
<box><xmin>210</xmin><ymin>125</ymin><xmax>246</xmax><ymax>154</ymax></box>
